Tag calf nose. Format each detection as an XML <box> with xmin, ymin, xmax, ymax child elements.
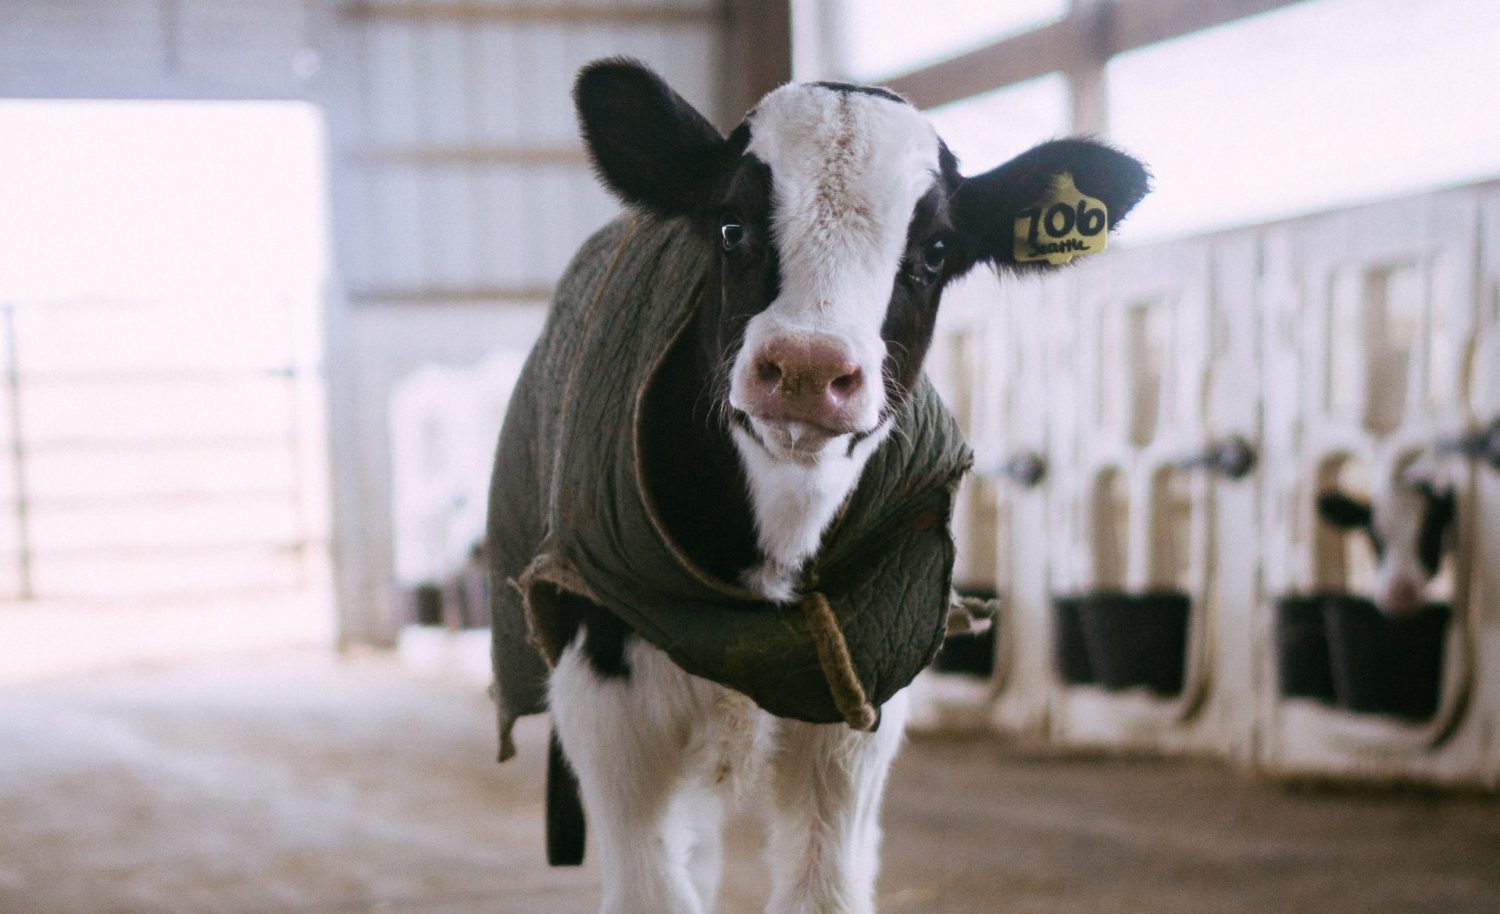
<box><xmin>1379</xmin><ymin>577</ymin><xmax>1424</xmax><ymax>615</ymax></box>
<box><xmin>747</xmin><ymin>334</ymin><xmax>865</xmax><ymax>431</ymax></box>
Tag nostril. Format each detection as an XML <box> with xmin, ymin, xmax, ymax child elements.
<box><xmin>829</xmin><ymin>370</ymin><xmax>862</xmax><ymax>399</ymax></box>
<box><xmin>755</xmin><ymin>359</ymin><xmax>782</xmax><ymax>387</ymax></box>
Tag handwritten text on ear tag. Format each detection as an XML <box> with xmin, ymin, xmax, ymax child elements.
<box><xmin>1013</xmin><ymin>173</ymin><xmax>1108</xmax><ymax>265</ymax></box>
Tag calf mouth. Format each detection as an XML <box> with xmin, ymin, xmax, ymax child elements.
<box><xmin>731</xmin><ymin>409</ymin><xmax>869</xmax><ymax>461</ymax></box>
<box><xmin>762</xmin><ymin>419</ymin><xmax>844</xmax><ymax>456</ymax></box>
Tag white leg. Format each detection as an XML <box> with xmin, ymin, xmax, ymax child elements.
<box><xmin>551</xmin><ymin>637</ymin><xmax>710</xmax><ymax>914</ymax></box>
<box><xmin>677</xmin><ymin>786</ymin><xmax>726</xmax><ymax>908</ymax></box>
<box><xmin>763</xmin><ymin>689</ymin><xmax>909</xmax><ymax>914</ymax></box>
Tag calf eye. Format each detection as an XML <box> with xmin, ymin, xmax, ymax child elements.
<box><xmin>922</xmin><ymin>238</ymin><xmax>947</xmax><ymax>272</ymax></box>
<box><xmin>720</xmin><ymin>220</ymin><xmax>746</xmax><ymax>251</ymax></box>
<box><xmin>906</xmin><ymin>237</ymin><xmax>947</xmax><ymax>286</ymax></box>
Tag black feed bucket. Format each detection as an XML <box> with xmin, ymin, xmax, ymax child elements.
<box><xmin>1274</xmin><ymin>594</ymin><xmax>1337</xmax><ymax>703</ymax></box>
<box><xmin>932</xmin><ymin>585</ymin><xmax>999</xmax><ymax>678</ymax></box>
<box><xmin>1051</xmin><ymin>595</ymin><xmax>1094</xmax><ymax>685</ymax></box>
<box><xmin>1077</xmin><ymin>590</ymin><xmax>1190</xmax><ymax>696</ymax></box>
<box><xmin>932</xmin><ymin>628</ymin><xmax>997</xmax><ymax>677</ymax></box>
<box><xmin>1323</xmin><ymin>595</ymin><xmax>1450</xmax><ymax>721</ymax></box>
<box><xmin>405</xmin><ymin>583</ymin><xmax>444</xmax><ymax>627</ymax></box>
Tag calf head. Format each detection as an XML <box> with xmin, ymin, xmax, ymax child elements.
<box><xmin>1317</xmin><ymin>479</ymin><xmax>1456</xmax><ymax>614</ymax></box>
<box><xmin>576</xmin><ymin>59</ymin><xmax>1149</xmax><ymax>596</ymax></box>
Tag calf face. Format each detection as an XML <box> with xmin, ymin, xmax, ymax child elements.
<box><xmin>576</xmin><ymin>59</ymin><xmax>1149</xmax><ymax>597</ymax></box>
<box><xmin>1317</xmin><ymin>480</ymin><xmax>1456</xmax><ymax>614</ymax></box>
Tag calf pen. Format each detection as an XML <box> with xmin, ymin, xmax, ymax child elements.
<box><xmin>927</xmin><ymin>179</ymin><xmax>1500</xmax><ymax>788</ymax></box>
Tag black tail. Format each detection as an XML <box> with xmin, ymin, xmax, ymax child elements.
<box><xmin>546</xmin><ymin>727</ymin><xmax>586</xmax><ymax>866</ymax></box>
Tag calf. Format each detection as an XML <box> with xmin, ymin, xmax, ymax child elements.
<box><xmin>488</xmin><ymin>59</ymin><xmax>1149</xmax><ymax>914</ymax></box>
<box><xmin>1317</xmin><ymin>469</ymin><xmax>1456</xmax><ymax>615</ymax></box>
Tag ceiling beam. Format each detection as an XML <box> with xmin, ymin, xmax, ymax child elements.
<box><xmin>884</xmin><ymin>0</ymin><xmax>1312</xmax><ymax>110</ymax></box>
<box><xmin>722</xmin><ymin>0</ymin><xmax>792</xmax><ymax>126</ymax></box>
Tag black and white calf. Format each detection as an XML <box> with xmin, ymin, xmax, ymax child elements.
<box><xmin>539</xmin><ymin>60</ymin><xmax>1148</xmax><ymax>914</ymax></box>
<box><xmin>1317</xmin><ymin>467</ymin><xmax>1457</xmax><ymax>615</ymax></box>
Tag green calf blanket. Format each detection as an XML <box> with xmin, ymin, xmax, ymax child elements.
<box><xmin>488</xmin><ymin>214</ymin><xmax>974</xmax><ymax>761</ymax></box>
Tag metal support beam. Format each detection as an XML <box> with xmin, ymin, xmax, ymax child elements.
<box><xmin>160</xmin><ymin>0</ymin><xmax>182</xmax><ymax>76</ymax></box>
<box><xmin>2</xmin><ymin>304</ymin><xmax>32</xmax><ymax>600</ymax></box>
<box><xmin>348</xmin><ymin>145</ymin><xmax>590</xmax><ymax>168</ymax></box>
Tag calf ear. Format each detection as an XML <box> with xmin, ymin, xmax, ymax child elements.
<box><xmin>949</xmin><ymin>139</ymin><xmax>1150</xmax><ymax>275</ymax></box>
<box><xmin>1426</xmin><ymin>486</ymin><xmax>1457</xmax><ymax>529</ymax></box>
<box><xmin>1316</xmin><ymin>491</ymin><xmax>1373</xmax><ymax>529</ymax></box>
<box><xmin>575</xmin><ymin>59</ymin><xmax>732</xmax><ymax>217</ymax></box>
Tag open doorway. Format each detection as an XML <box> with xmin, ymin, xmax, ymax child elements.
<box><xmin>0</xmin><ymin>99</ymin><xmax>333</xmax><ymax>679</ymax></box>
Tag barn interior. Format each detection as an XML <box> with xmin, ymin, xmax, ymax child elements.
<box><xmin>2</xmin><ymin>1</ymin><xmax>1500</xmax><ymax>912</ymax></box>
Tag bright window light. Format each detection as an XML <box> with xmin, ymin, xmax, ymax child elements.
<box><xmin>0</xmin><ymin>100</ymin><xmax>329</xmax><ymax>300</ymax></box>
<box><xmin>928</xmin><ymin>75</ymin><xmax>1070</xmax><ymax>176</ymax></box>
<box><xmin>825</xmin><ymin>0</ymin><xmax>1067</xmax><ymax>82</ymax></box>
<box><xmin>0</xmin><ymin>101</ymin><xmax>331</xmax><ymax>620</ymax></box>
<box><xmin>1109</xmin><ymin>0</ymin><xmax>1500</xmax><ymax>241</ymax></box>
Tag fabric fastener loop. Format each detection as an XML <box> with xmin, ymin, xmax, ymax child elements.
<box><xmin>801</xmin><ymin>591</ymin><xmax>878</xmax><ymax>731</ymax></box>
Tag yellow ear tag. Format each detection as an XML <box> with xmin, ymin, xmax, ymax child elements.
<box><xmin>1012</xmin><ymin>173</ymin><xmax>1109</xmax><ymax>265</ymax></box>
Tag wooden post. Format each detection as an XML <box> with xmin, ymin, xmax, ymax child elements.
<box><xmin>722</xmin><ymin>0</ymin><xmax>792</xmax><ymax>127</ymax></box>
<box><xmin>1066</xmin><ymin>0</ymin><xmax>1111</xmax><ymax>135</ymax></box>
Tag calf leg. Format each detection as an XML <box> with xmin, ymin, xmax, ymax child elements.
<box><xmin>763</xmin><ymin>689</ymin><xmax>910</xmax><ymax>914</ymax></box>
<box><xmin>549</xmin><ymin>633</ymin><xmax>727</xmax><ymax>914</ymax></box>
<box><xmin>677</xmin><ymin>785</ymin><xmax>726</xmax><ymax>908</ymax></box>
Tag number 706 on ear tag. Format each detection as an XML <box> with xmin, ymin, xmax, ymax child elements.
<box><xmin>1013</xmin><ymin>173</ymin><xmax>1109</xmax><ymax>265</ymax></box>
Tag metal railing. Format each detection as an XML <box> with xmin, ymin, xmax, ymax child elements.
<box><xmin>0</xmin><ymin>296</ymin><xmax>326</xmax><ymax>602</ymax></box>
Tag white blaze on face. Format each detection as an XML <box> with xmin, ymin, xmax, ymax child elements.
<box><xmin>730</xmin><ymin>86</ymin><xmax>943</xmax><ymax>439</ymax></box>
<box><xmin>1371</xmin><ymin>478</ymin><xmax>1439</xmax><ymax>614</ymax></box>
<box><xmin>725</xmin><ymin>86</ymin><xmax>945</xmax><ymax>601</ymax></box>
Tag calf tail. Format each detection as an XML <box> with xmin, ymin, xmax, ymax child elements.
<box><xmin>546</xmin><ymin>726</ymin><xmax>586</xmax><ymax>866</ymax></box>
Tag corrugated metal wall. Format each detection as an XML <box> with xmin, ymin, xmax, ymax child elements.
<box><xmin>329</xmin><ymin>2</ymin><xmax>724</xmax><ymax>304</ymax></box>
<box><xmin>0</xmin><ymin>0</ymin><xmax>734</xmax><ymax>642</ymax></box>
<box><xmin>0</xmin><ymin>0</ymin><xmax>316</xmax><ymax>99</ymax></box>
<box><xmin>319</xmin><ymin>1</ymin><xmax>728</xmax><ymax>644</ymax></box>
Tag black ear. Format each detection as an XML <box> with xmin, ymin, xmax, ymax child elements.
<box><xmin>1316</xmin><ymin>491</ymin><xmax>1373</xmax><ymax>530</ymax></box>
<box><xmin>1416</xmin><ymin>485</ymin><xmax>1457</xmax><ymax>575</ymax></box>
<box><xmin>1424</xmin><ymin>485</ymin><xmax>1457</xmax><ymax>529</ymax></box>
<box><xmin>949</xmin><ymin>139</ymin><xmax>1150</xmax><ymax>275</ymax></box>
<box><xmin>574</xmin><ymin>59</ymin><xmax>732</xmax><ymax>217</ymax></box>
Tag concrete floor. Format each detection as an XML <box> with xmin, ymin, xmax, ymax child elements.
<box><xmin>2</xmin><ymin>652</ymin><xmax>1497</xmax><ymax>914</ymax></box>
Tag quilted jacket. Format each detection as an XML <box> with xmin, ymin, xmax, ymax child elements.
<box><xmin>487</xmin><ymin>214</ymin><xmax>973</xmax><ymax>761</ymax></box>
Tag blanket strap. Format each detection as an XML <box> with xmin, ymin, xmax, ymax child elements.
<box><xmin>801</xmin><ymin>592</ymin><xmax>878</xmax><ymax>731</ymax></box>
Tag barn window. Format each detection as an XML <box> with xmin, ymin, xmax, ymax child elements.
<box><xmin>1107</xmin><ymin>0</ymin><xmax>1500</xmax><ymax>241</ymax></box>
<box><xmin>811</xmin><ymin>0</ymin><xmax>1066</xmax><ymax>84</ymax></box>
